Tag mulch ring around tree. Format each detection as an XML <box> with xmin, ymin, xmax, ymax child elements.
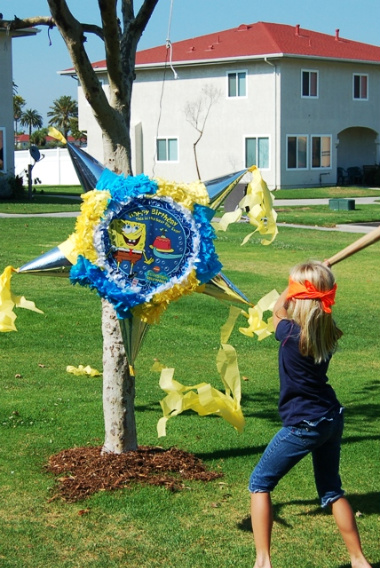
<box><xmin>46</xmin><ymin>445</ymin><xmax>223</xmax><ymax>502</ymax></box>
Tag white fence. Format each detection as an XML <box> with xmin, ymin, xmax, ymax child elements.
<box><xmin>15</xmin><ymin>148</ymin><xmax>81</xmax><ymax>186</ymax></box>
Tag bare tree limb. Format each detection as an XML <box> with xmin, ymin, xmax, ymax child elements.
<box><xmin>46</xmin><ymin>0</ymin><xmax>113</xmax><ymax>127</ymax></box>
<box><xmin>0</xmin><ymin>15</ymin><xmax>104</xmax><ymax>40</ymax></box>
<box><xmin>185</xmin><ymin>85</ymin><xmax>221</xmax><ymax>179</ymax></box>
<box><xmin>98</xmin><ymin>0</ymin><xmax>123</xmax><ymax>101</ymax></box>
<box><xmin>133</xmin><ymin>0</ymin><xmax>160</xmax><ymax>37</ymax></box>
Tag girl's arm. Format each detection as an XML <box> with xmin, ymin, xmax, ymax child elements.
<box><xmin>273</xmin><ymin>287</ymin><xmax>289</xmax><ymax>330</ymax></box>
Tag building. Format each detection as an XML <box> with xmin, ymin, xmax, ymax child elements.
<box><xmin>0</xmin><ymin>26</ymin><xmax>38</xmax><ymax>176</ymax></box>
<box><xmin>62</xmin><ymin>22</ymin><xmax>380</xmax><ymax>189</ymax></box>
<box><xmin>14</xmin><ymin>133</ymin><xmax>87</xmax><ymax>149</ymax></box>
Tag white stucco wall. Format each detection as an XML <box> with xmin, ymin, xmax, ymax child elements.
<box><xmin>0</xmin><ymin>32</ymin><xmax>15</xmax><ymax>175</ymax></box>
<box><xmin>75</xmin><ymin>54</ymin><xmax>380</xmax><ymax>189</ymax></box>
<box><xmin>279</xmin><ymin>58</ymin><xmax>380</xmax><ymax>187</ymax></box>
<box><xmin>131</xmin><ymin>61</ymin><xmax>277</xmax><ymax>185</ymax></box>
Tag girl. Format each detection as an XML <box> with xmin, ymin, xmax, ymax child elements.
<box><xmin>249</xmin><ymin>260</ymin><xmax>371</xmax><ymax>568</ymax></box>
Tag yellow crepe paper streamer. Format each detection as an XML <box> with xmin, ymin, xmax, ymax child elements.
<box><xmin>156</xmin><ymin>305</ymin><xmax>245</xmax><ymax>437</ymax></box>
<box><xmin>239</xmin><ymin>289</ymin><xmax>279</xmax><ymax>340</ymax></box>
<box><xmin>71</xmin><ymin>189</ymin><xmax>111</xmax><ymax>262</ymax></box>
<box><xmin>48</xmin><ymin>127</ymin><xmax>67</xmax><ymax>145</ymax></box>
<box><xmin>156</xmin><ymin>290</ymin><xmax>280</xmax><ymax>436</ymax></box>
<box><xmin>0</xmin><ymin>266</ymin><xmax>43</xmax><ymax>332</ymax></box>
<box><xmin>155</xmin><ymin>178</ymin><xmax>210</xmax><ymax>210</ymax></box>
<box><xmin>66</xmin><ymin>365</ymin><xmax>102</xmax><ymax>377</ymax></box>
<box><xmin>214</xmin><ymin>166</ymin><xmax>278</xmax><ymax>245</ymax></box>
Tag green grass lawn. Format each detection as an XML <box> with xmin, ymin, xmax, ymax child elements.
<box><xmin>276</xmin><ymin>203</ymin><xmax>380</xmax><ymax>227</ymax></box>
<box><xmin>1</xmin><ymin>183</ymin><xmax>380</xmax><ymax>216</ymax></box>
<box><xmin>0</xmin><ymin>218</ymin><xmax>379</xmax><ymax>567</ymax></box>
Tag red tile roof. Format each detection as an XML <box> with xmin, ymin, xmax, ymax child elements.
<box><xmin>15</xmin><ymin>134</ymin><xmax>85</xmax><ymax>143</ymax></box>
<box><xmin>86</xmin><ymin>21</ymin><xmax>380</xmax><ymax>71</ymax></box>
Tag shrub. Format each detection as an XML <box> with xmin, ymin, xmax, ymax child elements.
<box><xmin>0</xmin><ymin>173</ymin><xmax>25</xmax><ymax>199</ymax></box>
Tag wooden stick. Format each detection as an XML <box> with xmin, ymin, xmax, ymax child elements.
<box><xmin>327</xmin><ymin>225</ymin><xmax>380</xmax><ymax>266</ymax></box>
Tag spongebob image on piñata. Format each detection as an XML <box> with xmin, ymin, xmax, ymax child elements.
<box><xmin>65</xmin><ymin>169</ymin><xmax>223</xmax><ymax>323</ymax></box>
<box><xmin>109</xmin><ymin>219</ymin><xmax>154</xmax><ymax>278</ymax></box>
<box><xmin>99</xmin><ymin>194</ymin><xmax>201</xmax><ymax>297</ymax></box>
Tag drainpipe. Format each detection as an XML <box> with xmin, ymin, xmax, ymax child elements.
<box><xmin>264</xmin><ymin>57</ymin><xmax>278</xmax><ymax>189</ymax></box>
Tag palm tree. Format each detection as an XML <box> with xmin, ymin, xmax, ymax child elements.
<box><xmin>13</xmin><ymin>95</ymin><xmax>26</xmax><ymax>139</ymax></box>
<box><xmin>69</xmin><ymin>117</ymin><xmax>87</xmax><ymax>145</ymax></box>
<box><xmin>47</xmin><ymin>95</ymin><xmax>78</xmax><ymax>139</ymax></box>
<box><xmin>20</xmin><ymin>109</ymin><xmax>43</xmax><ymax>146</ymax></box>
<box><xmin>30</xmin><ymin>128</ymin><xmax>49</xmax><ymax>147</ymax></box>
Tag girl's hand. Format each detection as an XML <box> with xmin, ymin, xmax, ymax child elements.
<box><xmin>272</xmin><ymin>287</ymin><xmax>289</xmax><ymax>330</ymax></box>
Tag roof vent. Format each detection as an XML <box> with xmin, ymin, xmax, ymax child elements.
<box><xmin>295</xmin><ymin>24</ymin><xmax>300</xmax><ymax>36</ymax></box>
<box><xmin>335</xmin><ymin>28</ymin><xmax>340</xmax><ymax>41</ymax></box>
<box><xmin>188</xmin><ymin>46</ymin><xmax>195</xmax><ymax>52</ymax></box>
<box><xmin>237</xmin><ymin>24</ymin><xmax>250</xmax><ymax>31</ymax></box>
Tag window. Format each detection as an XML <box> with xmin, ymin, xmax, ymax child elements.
<box><xmin>353</xmin><ymin>74</ymin><xmax>368</xmax><ymax>100</ymax></box>
<box><xmin>0</xmin><ymin>128</ymin><xmax>5</xmax><ymax>172</ymax></box>
<box><xmin>156</xmin><ymin>138</ymin><xmax>178</xmax><ymax>162</ymax></box>
<box><xmin>245</xmin><ymin>137</ymin><xmax>269</xmax><ymax>169</ymax></box>
<box><xmin>311</xmin><ymin>136</ymin><xmax>331</xmax><ymax>168</ymax></box>
<box><xmin>287</xmin><ymin>135</ymin><xmax>308</xmax><ymax>169</ymax></box>
<box><xmin>228</xmin><ymin>71</ymin><xmax>247</xmax><ymax>97</ymax></box>
<box><xmin>301</xmin><ymin>70</ymin><xmax>318</xmax><ymax>97</ymax></box>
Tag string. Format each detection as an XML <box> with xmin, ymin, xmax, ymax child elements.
<box><xmin>166</xmin><ymin>0</ymin><xmax>178</xmax><ymax>80</ymax></box>
<box><xmin>152</xmin><ymin>0</ymin><xmax>177</xmax><ymax>176</ymax></box>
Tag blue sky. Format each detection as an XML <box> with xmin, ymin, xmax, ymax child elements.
<box><xmin>7</xmin><ymin>0</ymin><xmax>380</xmax><ymax>124</ymax></box>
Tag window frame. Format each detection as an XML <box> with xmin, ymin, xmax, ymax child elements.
<box><xmin>0</xmin><ymin>127</ymin><xmax>5</xmax><ymax>173</ymax></box>
<box><xmin>286</xmin><ymin>135</ymin><xmax>308</xmax><ymax>170</ymax></box>
<box><xmin>227</xmin><ymin>70</ymin><xmax>247</xmax><ymax>98</ymax></box>
<box><xmin>301</xmin><ymin>69</ymin><xmax>319</xmax><ymax>98</ymax></box>
<box><xmin>244</xmin><ymin>136</ymin><xmax>270</xmax><ymax>170</ymax></box>
<box><xmin>311</xmin><ymin>135</ymin><xmax>332</xmax><ymax>170</ymax></box>
<box><xmin>156</xmin><ymin>137</ymin><xmax>179</xmax><ymax>162</ymax></box>
<box><xmin>353</xmin><ymin>73</ymin><xmax>369</xmax><ymax>100</ymax></box>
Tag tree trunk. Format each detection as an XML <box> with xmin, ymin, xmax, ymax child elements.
<box><xmin>1</xmin><ymin>1</ymin><xmax>160</xmax><ymax>454</ymax></box>
<box><xmin>101</xmin><ymin>299</ymin><xmax>137</xmax><ymax>453</ymax></box>
<box><xmin>101</xmin><ymin>116</ymin><xmax>136</xmax><ymax>453</ymax></box>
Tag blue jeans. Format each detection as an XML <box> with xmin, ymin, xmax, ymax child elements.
<box><xmin>249</xmin><ymin>410</ymin><xmax>345</xmax><ymax>507</ymax></box>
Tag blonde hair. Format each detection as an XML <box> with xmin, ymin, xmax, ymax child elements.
<box><xmin>285</xmin><ymin>260</ymin><xmax>342</xmax><ymax>363</ymax></box>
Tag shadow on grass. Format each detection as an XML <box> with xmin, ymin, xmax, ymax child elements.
<box><xmin>338</xmin><ymin>563</ymin><xmax>379</xmax><ymax>568</ymax></box>
<box><xmin>196</xmin><ymin>444</ymin><xmax>268</xmax><ymax>461</ymax></box>
<box><xmin>237</xmin><ymin>491</ymin><xmax>380</xmax><ymax>534</ymax></box>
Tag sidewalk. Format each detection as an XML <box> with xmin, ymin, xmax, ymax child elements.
<box><xmin>274</xmin><ymin>196</ymin><xmax>380</xmax><ymax>206</ymax></box>
<box><xmin>273</xmin><ymin>195</ymin><xmax>380</xmax><ymax>234</ymax></box>
<box><xmin>1</xmin><ymin>197</ymin><xmax>380</xmax><ymax>234</ymax></box>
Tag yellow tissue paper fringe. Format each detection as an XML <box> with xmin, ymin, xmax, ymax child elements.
<box><xmin>0</xmin><ymin>266</ymin><xmax>43</xmax><ymax>332</ymax></box>
<box><xmin>66</xmin><ymin>365</ymin><xmax>102</xmax><ymax>377</ymax></box>
<box><xmin>132</xmin><ymin>270</ymin><xmax>200</xmax><ymax>324</ymax></box>
<box><xmin>155</xmin><ymin>178</ymin><xmax>210</xmax><ymax>210</ymax></box>
<box><xmin>215</xmin><ymin>166</ymin><xmax>278</xmax><ymax>245</ymax></box>
<box><xmin>71</xmin><ymin>189</ymin><xmax>111</xmax><ymax>262</ymax></box>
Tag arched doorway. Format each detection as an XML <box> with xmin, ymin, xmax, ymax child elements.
<box><xmin>337</xmin><ymin>126</ymin><xmax>379</xmax><ymax>185</ymax></box>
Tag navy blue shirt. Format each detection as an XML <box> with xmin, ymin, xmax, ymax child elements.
<box><xmin>275</xmin><ymin>319</ymin><xmax>341</xmax><ymax>426</ymax></box>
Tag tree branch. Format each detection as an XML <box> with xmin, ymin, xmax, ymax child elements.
<box><xmin>46</xmin><ymin>0</ymin><xmax>110</xmax><ymax>121</ymax></box>
<box><xmin>133</xmin><ymin>0</ymin><xmax>160</xmax><ymax>37</ymax></box>
<box><xmin>98</xmin><ymin>0</ymin><xmax>124</xmax><ymax>103</ymax></box>
<box><xmin>0</xmin><ymin>15</ymin><xmax>104</xmax><ymax>40</ymax></box>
